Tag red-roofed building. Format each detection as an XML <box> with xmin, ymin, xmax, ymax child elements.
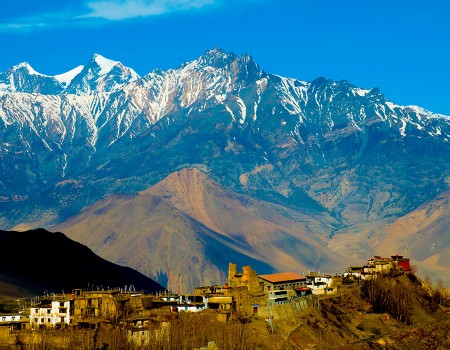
<box><xmin>391</xmin><ymin>255</ymin><xmax>411</xmax><ymax>273</ymax></box>
<box><xmin>258</xmin><ymin>272</ymin><xmax>307</xmax><ymax>292</ymax></box>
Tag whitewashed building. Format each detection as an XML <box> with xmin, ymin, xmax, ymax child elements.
<box><xmin>175</xmin><ymin>295</ymin><xmax>208</xmax><ymax>313</ymax></box>
<box><xmin>306</xmin><ymin>274</ymin><xmax>336</xmax><ymax>295</ymax></box>
<box><xmin>30</xmin><ymin>300</ymin><xmax>70</xmax><ymax>327</ymax></box>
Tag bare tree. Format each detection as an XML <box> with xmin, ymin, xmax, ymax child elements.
<box><xmin>435</xmin><ymin>278</ymin><xmax>445</xmax><ymax>305</ymax></box>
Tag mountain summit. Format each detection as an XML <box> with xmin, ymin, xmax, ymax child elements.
<box><xmin>65</xmin><ymin>54</ymin><xmax>139</xmax><ymax>94</ymax></box>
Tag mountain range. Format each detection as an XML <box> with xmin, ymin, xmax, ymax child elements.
<box><xmin>0</xmin><ymin>48</ymin><xmax>449</xmax><ymax>290</ymax></box>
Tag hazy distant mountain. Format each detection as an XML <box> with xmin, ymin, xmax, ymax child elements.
<box><xmin>53</xmin><ymin>168</ymin><xmax>348</xmax><ymax>292</ymax></box>
<box><xmin>0</xmin><ymin>228</ymin><xmax>163</xmax><ymax>297</ymax></box>
<box><xmin>0</xmin><ymin>49</ymin><xmax>449</xmax><ymax>285</ymax></box>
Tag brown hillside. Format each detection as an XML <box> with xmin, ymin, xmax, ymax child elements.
<box><xmin>328</xmin><ymin>190</ymin><xmax>450</xmax><ymax>286</ymax></box>
<box><xmin>54</xmin><ymin>168</ymin><xmax>348</xmax><ymax>292</ymax></box>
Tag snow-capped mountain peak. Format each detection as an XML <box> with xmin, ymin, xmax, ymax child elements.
<box><xmin>92</xmin><ymin>54</ymin><xmax>119</xmax><ymax>76</ymax></box>
<box><xmin>14</xmin><ymin>62</ymin><xmax>47</xmax><ymax>76</ymax></box>
<box><xmin>0</xmin><ymin>62</ymin><xmax>63</xmax><ymax>94</ymax></box>
<box><xmin>90</xmin><ymin>53</ymin><xmax>139</xmax><ymax>80</ymax></box>
<box><xmin>64</xmin><ymin>54</ymin><xmax>140</xmax><ymax>95</ymax></box>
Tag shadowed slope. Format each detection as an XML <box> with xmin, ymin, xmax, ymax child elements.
<box><xmin>0</xmin><ymin>228</ymin><xmax>163</xmax><ymax>298</ymax></box>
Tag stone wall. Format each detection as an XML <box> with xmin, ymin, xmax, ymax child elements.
<box><xmin>257</xmin><ymin>296</ymin><xmax>312</xmax><ymax>320</ymax></box>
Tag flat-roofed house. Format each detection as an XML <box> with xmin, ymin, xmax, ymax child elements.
<box><xmin>258</xmin><ymin>272</ymin><xmax>307</xmax><ymax>292</ymax></box>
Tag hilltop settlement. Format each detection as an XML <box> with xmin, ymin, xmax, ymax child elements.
<box><xmin>2</xmin><ymin>252</ymin><xmax>448</xmax><ymax>349</ymax></box>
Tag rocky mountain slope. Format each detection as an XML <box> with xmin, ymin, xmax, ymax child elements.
<box><xmin>0</xmin><ymin>228</ymin><xmax>163</xmax><ymax>297</ymax></box>
<box><xmin>53</xmin><ymin>168</ymin><xmax>347</xmax><ymax>292</ymax></box>
<box><xmin>0</xmin><ymin>48</ymin><xmax>449</xmax><ymax>287</ymax></box>
<box><xmin>1</xmin><ymin>49</ymin><xmax>449</xmax><ymax>228</ymax></box>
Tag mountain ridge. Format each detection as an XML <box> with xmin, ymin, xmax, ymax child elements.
<box><xmin>1</xmin><ymin>49</ymin><xmax>448</xmax><ymax>216</ymax></box>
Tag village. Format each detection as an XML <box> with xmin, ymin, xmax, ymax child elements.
<box><xmin>0</xmin><ymin>254</ymin><xmax>413</xmax><ymax>347</ymax></box>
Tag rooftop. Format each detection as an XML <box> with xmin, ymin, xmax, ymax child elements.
<box><xmin>258</xmin><ymin>272</ymin><xmax>307</xmax><ymax>283</ymax></box>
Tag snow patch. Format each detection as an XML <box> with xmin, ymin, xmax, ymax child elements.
<box><xmin>128</xmin><ymin>68</ymin><xmax>140</xmax><ymax>81</ymax></box>
<box><xmin>224</xmin><ymin>103</ymin><xmax>236</xmax><ymax>122</ymax></box>
<box><xmin>253</xmin><ymin>102</ymin><xmax>258</xmax><ymax>121</ymax></box>
<box><xmin>354</xmin><ymin>88</ymin><xmax>370</xmax><ymax>97</ymax></box>
<box><xmin>93</xmin><ymin>54</ymin><xmax>118</xmax><ymax>76</ymax></box>
<box><xmin>54</xmin><ymin>65</ymin><xmax>84</xmax><ymax>86</ymax></box>
<box><xmin>386</xmin><ymin>101</ymin><xmax>401</xmax><ymax>110</ymax></box>
<box><xmin>215</xmin><ymin>94</ymin><xmax>226</xmax><ymax>103</ymax></box>
<box><xmin>236</xmin><ymin>97</ymin><xmax>247</xmax><ymax>124</ymax></box>
<box><xmin>405</xmin><ymin>105</ymin><xmax>450</xmax><ymax>120</ymax></box>
<box><xmin>400</xmin><ymin>118</ymin><xmax>407</xmax><ymax>137</ymax></box>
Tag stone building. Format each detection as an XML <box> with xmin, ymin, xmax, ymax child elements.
<box><xmin>227</xmin><ymin>263</ymin><xmax>262</xmax><ymax>294</ymax></box>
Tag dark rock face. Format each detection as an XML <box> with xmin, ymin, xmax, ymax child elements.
<box><xmin>0</xmin><ymin>228</ymin><xmax>164</xmax><ymax>294</ymax></box>
<box><xmin>0</xmin><ymin>48</ymin><xmax>449</xmax><ymax>231</ymax></box>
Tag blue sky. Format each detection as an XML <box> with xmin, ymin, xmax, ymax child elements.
<box><xmin>1</xmin><ymin>0</ymin><xmax>449</xmax><ymax>114</ymax></box>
